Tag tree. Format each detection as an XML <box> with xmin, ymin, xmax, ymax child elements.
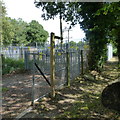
<box><xmin>69</xmin><ymin>41</ymin><xmax>76</xmax><ymax>48</ymax></box>
<box><xmin>0</xmin><ymin>1</ymin><xmax>5</xmax><ymax>46</ymax></box>
<box><xmin>26</xmin><ymin>20</ymin><xmax>48</xmax><ymax>46</ymax></box>
<box><xmin>0</xmin><ymin>2</ymin><xmax>14</xmax><ymax>46</ymax></box>
<box><xmin>34</xmin><ymin>2</ymin><xmax>108</xmax><ymax>70</ymax></box>
<box><xmin>78</xmin><ymin>3</ymin><xmax>109</xmax><ymax>70</ymax></box>
<box><xmin>1</xmin><ymin>1</ymin><xmax>48</xmax><ymax>46</ymax></box>
<box><xmin>10</xmin><ymin>18</ymin><xmax>28</xmax><ymax>46</ymax></box>
<box><xmin>96</xmin><ymin>2</ymin><xmax>120</xmax><ymax>65</ymax></box>
<box><xmin>2</xmin><ymin>17</ymin><xmax>28</xmax><ymax>46</ymax></box>
<box><xmin>35</xmin><ymin>2</ymin><xmax>120</xmax><ymax>70</ymax></box>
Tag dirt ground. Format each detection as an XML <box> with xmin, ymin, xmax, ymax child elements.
<box><xmin>2</xmin><ymin>71</ymin><xmax>59</xmax><ymax>118</ymax></box>
<box><xmin>2</xmin><ymin>57</ymin><xmax>120</xmax><ymax>119</ymax></box>
<box><xmin>2</xmin><ymin>72</ymin><xmax>33</xmax><ymax>118</ymax></box>
<box><xmin>21</xmin><ymin>58</ymin><xmax>120</xmax><ymax>119</ymax></box>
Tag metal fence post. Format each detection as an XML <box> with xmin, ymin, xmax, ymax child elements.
<box><xmin>66</xmin><ymin>44</ymin><xmax>70</xmax><ymax>86</ymax></box>
<box><xmin>81</xmin><ymin>50</ymin><xmax>84</xmax><ymax>75</ymax></box>
<box><xmin>0</xmin><ymin>54</ymin><xmax>4</xmax><ymax>75</ymax></box>
<box><xmin>78</xmin><ymin>49</ymin><xmax>81</xmax><ymax>74</ymax></box>
<box><xmin>0</xmin><ymin>54</ymin><xmax>2</xmax><ymax>119</ymax></box>
<box><xmin>24</xmin><ymin>51</ymin><xmax>28</xmax><ymax>70</ymax></box>
<box><xmin>31</xmin><ymin>53</ymin><xmax>35</xmax><ymax>106</ymax></box>
<box><xmin>19</xmin><ymin>47</ymin><xmax>23</xmax><ymax>59</ymax></box>
<box><xmin>50</xmin><ymin>32</ymin><xmax>55</xmax><ymax>98</ymax></box>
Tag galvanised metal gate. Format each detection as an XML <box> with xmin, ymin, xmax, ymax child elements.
<box><xmin>24</xmin><ymin>33</ymin><xmax>89</xmax><ymax>105</ymax></box>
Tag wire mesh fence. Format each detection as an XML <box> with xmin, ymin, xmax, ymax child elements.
<box><xmin>1</xmin><ymin>46</ymin><xmax>38</xmax><ymax>60</ymax></box>
<box><xmin>24</xmin><ymin>44</ymin><xmax>89</xmax><ymax>104</ymax></box>
<box><xmin>1</xmin><ymin>43</ymin><xmax>89</xmax><ymax>118</ymax></box>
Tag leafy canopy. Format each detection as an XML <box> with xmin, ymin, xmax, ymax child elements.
<box><xmin>26</xmin><ymin>20</ymin><xmax>49</xmax><ymax>46</ymax></box>
<box><xmin>34</xmin><ymin>2</ymin><xmax>120</xmax><ymax>69</ymax></box>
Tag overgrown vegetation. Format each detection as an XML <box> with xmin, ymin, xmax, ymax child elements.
<box><xmin>2</xmin><ymin>57</ymin><xmax>25</xmax><ymax>75</ymax></box>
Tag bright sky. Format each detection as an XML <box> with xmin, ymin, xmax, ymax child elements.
<box><xmin>3</xmin><ymin>0</ymin><xmax>85</xmax><ymax>43</ymax></box>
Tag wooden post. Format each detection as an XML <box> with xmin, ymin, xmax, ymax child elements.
<box><xmin>66</xmin><ymin>44</ymin><xmax>70</xmax><ymax>87</ymax></box>
<box><xmin>50</xmin><ymin>32</ymin><xmax>55</xmax><ymax>98</ymax></box>
<box><xmin>81</xmin><ymin>50</ymin><xmax>84</xmax><ymax>75</ymax></box>
<box><xmin>60</xmin><ymin>8</ymin><xmax>63</xmax><ymax>49</ymax></box>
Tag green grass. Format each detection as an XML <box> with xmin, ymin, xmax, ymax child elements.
<box><xmin>0</xmin><ymin>87</ymin><xmax>9</xmax><ymax>92</ymax></box>
<box><xmin>2</xmin><ymin>87</ymin><xmax>9</xmax><ymax>92</ymax></box>
<box><xmin>55</xmin><ymin>66</ymin><xmax>120</xmax><ymax>119</ymax></box>
<box><xmin>2</xmin><ymin>57</ymin><xmax>25</xmax><ymax>75</ymax></box>
<box><xmin>56</xmin><ymin>87</ymin><xmax>120</xmax><ymax>119</ymax></box>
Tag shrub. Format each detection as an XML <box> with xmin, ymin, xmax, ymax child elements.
<box><xmin>113</xmin><ymin>47</ymin><xmax>117</xmax><ymax>56</ymax></box>
<box><xmin>2</xmin><ymin>57</ymin><xmax>25</xmax><ymax>75</ymax></box>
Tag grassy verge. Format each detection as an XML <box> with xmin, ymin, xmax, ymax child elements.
<box><xmin>56</xmin><ymin>80</ymin><xmax>120</xmax><ymax>119</ymax></box>
<box><xmin>56</xmin><ymin>62</ymin><xmax>120</xmax><ymax>119</ymax></box>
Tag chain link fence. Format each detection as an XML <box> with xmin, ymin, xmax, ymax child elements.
<box><xmin>24</xmin><ymin>44</ymin><xmax>89</xmax><ymax>104</ymax></box>
<box><xmin>1</xmin><ymin>43</ymin><xmax>89</xmax><ymax>118</ymax></box>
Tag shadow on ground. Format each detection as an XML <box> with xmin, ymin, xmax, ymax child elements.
<box><xmin>22</xmin><ymin>60</ymin><xmax>120</xmax><ymax>119</ymax></box>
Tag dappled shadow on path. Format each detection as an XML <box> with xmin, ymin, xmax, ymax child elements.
<box><xmin>22</xmin><ymin>83</ymin><xmax>85</xmax><ymax>118</ymax></box>
<box><xmin>2</xmin><ymin>73</ymin><xmax>33</xmax><ymax>118</ymax></box>
<box><xmin>21</xmin><ymin>59</ymin><xmax>120</xmax><ymax>119</ymax></box>
<box><xmin>2</xmin><ymin>72</ymin><xmax>51</xmax><ymax>118</ymax></box>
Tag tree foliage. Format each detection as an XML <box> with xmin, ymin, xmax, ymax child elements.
<box><xmin>1</xmin><ymin>2</ymin><xmax>14</xmax><ymax>46</ymax></box>
<box><xmin>35</xmin><ymin>2</ymin><xmax>120</xmax><ymax>70</ymax></box>
<box><xmin>1</xmin><ymin>2</ymin><xmax>49</xmax><ymax>46</ymax></box>
<box><xmin>96</xmin><ymin>2</ymin><xmax>120</xmax><ymax>65</ymax></box>
<box><xmin>10</xmin><ymin>18</ymin><xmax>28</xmax><ymax>46</ymax></box>
<box><xmin>26</xmin><ymin>20</ymin><xmax>48</xmax><ymax>46</ymax></box>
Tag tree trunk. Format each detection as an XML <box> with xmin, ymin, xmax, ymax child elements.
<box><xmin>87</xmin><ymin>31</ymin><xmax>107</xmax><ymax>71</ymax></box>
<box><xmin>116</xmin><ymin>30</ymin><xmax>120</xmax><ymax>67</ymax></box>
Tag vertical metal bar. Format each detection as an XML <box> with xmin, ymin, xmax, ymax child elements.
<box><xmin>66</xmin><ymin>44</ymin><xmax>70</xmax><ymax>86</ymax></box>
<box><xmin>19</xmin><ymin>47</ymin><xmax>23</xmax><ymax>59</ymax></box>
<box><xmin>78</xmin><ymin>49</ymin><xmax>81</xmax><ymax>74</ymax></box>
<box><xmin>37</xmin><ymin>51</ymin><xmax>39</xmax><ymax>62</ymax></box>
<box><xmin>31</xmin><ymin>53</ymin><xmax>35</xmax><ymax>106</ymax></box>
<box><xmin>0</xmin><ymin>54</ymin><xmax>2</xmax><ymax>120</ymax></box>
<box><xmin>50</xmin><ymin>32</ymin><xmax>55</xmax><ymax>98</ymax></box>
<box><xmin>81</xmin><ymin>50</ymin><xmax>84</xmax><ymax>75</ymax></box>
<box><xmin>24</xmin><ymin>51</ymin><xmax>27</xmax><ymax>70</ymax></box>
<box><xmin>70</xmin><ymin>51</ymin><xmax>73</xmax><ymax>79</ymax></box>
